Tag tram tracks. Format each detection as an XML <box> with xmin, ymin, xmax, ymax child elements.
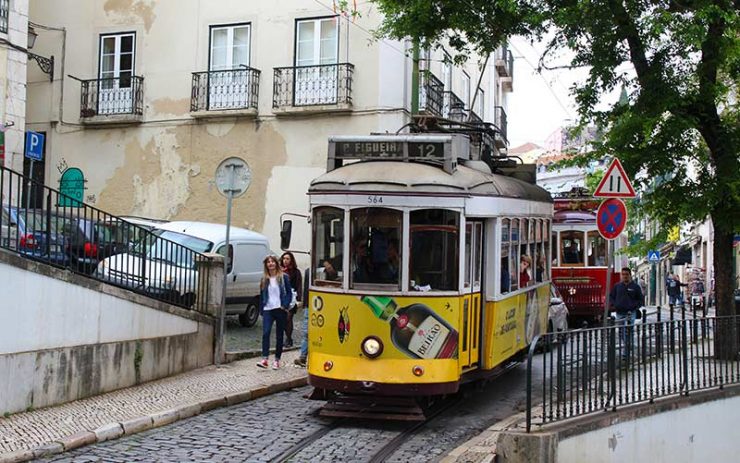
<box><xmin>269</xmin><ymin>397</ymin><xmax>462</xmax><ymax>463</ymax></box>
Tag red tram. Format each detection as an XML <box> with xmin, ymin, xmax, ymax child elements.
<box><xmin>550</xmin><ymin>193</ymin><xmax>626</xmax><ymax>324</ymax></box>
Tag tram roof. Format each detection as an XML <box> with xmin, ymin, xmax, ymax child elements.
<box><xmin>309</xmin><ymin>161</ymin><xmax>552</xmax><ymax>202</ymax></box>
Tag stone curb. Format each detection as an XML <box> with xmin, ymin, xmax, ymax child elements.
<box><xmin>0</xmin><ymin>375</ymin><xmax>309</xmax><ymax>463</ymax></box>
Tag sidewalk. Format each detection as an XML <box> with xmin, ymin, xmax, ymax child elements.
<box><xmin>0</xmin><ymin>350</ymin><xmax>306</xmax><ymax>462</ymax></box>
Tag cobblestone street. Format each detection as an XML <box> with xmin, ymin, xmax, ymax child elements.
<box><xmin>38</xmin><ymin>362</ymin><xmax>541</xmax><ymax>462</ymax></box>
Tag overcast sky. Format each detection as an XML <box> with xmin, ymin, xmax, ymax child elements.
<box><xmin>505</xmin><ymin>36</ymin><xmax>583</xmax><ymax>149</ymax></box>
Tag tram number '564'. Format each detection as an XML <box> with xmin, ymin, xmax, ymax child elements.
<box><xmin>367</xmin><ymin>195</ymin><xmax>384</xmax><ymax>204</ymax></box>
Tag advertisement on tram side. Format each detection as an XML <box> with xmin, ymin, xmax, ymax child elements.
<box><xmin>307</xmin><ymin>292</ymin><xmax>461</xmax><ymax>361</ymax></box>
<box><xmin>484</xmin><ymin>285</ymin><xmax>550</xmax><ymax>368</ymax></box>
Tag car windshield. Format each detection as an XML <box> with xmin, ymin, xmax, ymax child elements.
<box><xmin>147</xmin><ymin>230</ymin><xmax>213</xmax><ymax>268</ymax></box>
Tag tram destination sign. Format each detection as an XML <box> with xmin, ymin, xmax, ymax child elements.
<box><xmin>334</xmin><ymin>140</ymin><xmax>445</xmax><ymax>160</ymax></box>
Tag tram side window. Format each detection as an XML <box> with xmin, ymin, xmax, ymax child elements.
<box><xmin>350</xmin><ymin>208</ymin><xmax>402</xmax><ymax>288</ymax></box>
<box><xmin>511</xmin><ymin>219</ymin><xmax>520</xmax><ymax>290</ymax></box>
<box><xmin>587</xmin><ymin>231</ymin><xmax>607</xmax><ymax>266</ymax></box>
<box><xmin>551</xmin><ymin>230</ymin><xmax>558</xmax><ymax>267</ymax></box>
<box><xmin>535</xmin><ymin>219</ymin><xmax>544</xmax><ymax>283</ymax></box>
<box><xmin>500</xmin><ymin>219</ymin><xmax>510</xmax><ymax>294</ymax></box>
<box><xmin>560</xmin><ymin>230</ymin><xmax>584</xmax><ymax>266</ymax></box>
<box><xmin>544</xmin><ymin>221</ymin><xmax>551</xmax><ymax>280</ymax></box>
<box><xmin>313</xmin><ymin>207</ymin><xmax>345</xmax><ymax>286</ymax></box>
<box><xmin>410</xmin><ymin>209</ymin><xmax>459</xmax><ymax>291</ymax></box>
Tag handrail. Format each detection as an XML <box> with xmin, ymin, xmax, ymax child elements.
<box><xmin>0</xmin><ymin>165</ymin><xmax>212</xmax><ymax>312</ymax></box>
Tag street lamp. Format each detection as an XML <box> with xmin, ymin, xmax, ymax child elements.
<box><xmin>27</xmin><ymin>25</ymin><xmax>54</xmax><ymax>82</ymax></box>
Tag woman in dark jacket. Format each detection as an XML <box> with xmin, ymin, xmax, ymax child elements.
<box><xmin>257</xmin><ymin>255</ymin><xmax>292</xmax><ymax>370</ymax></box>
<box><xmin>280</xmin><ymin>252</ymin><xmax>303</xmax><ymax>347</ymax></box>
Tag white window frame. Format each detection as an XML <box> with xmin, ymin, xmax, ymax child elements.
<box><xmin>461</xmin><ymin>71</ymin><xmax>471</xmax><ymax>108</ymax></box>
<box><xmin>209</xmin><ymin>23</ymin><xmax>251</xmax><ymax>71</ymax></box>
<box><xmin>295</xmin><ymin>17</ymin><xmax>339</xmax><ymax>67</ymax></box>
<box><xmin>98</xmin><ymin>32</ymin><xmax>136</xmax><ymax>83</ymax></box>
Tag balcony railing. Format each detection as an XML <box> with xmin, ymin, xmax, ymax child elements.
<box><xmin>468</xmin><ymin>110</ymin><xmax>483</xmax><ymax>125</ymax></box>
<box><xmin>191</xmin><ymin>67</ymin><xmax>260</xmax><ymax>112</ymax></box>
<box><xmin>80</xmin><ymin>76</ymin><xmax>144</xmax><ymax>118</ymax></box>
<box><xmin>443</xmin><ymin>91</ymin><xmax>467</xmax><ymax>121</ymax></box>
<box><xmin>418</xmin><ymin>71</ymin><xmax>444</xmax><ymax>117</ymax></box>
<box><xmin>495</xmin><ymin>44</ymin><xmax>514</xmax><ymax>78</ymax></box>
<box><xmin>0</xmin><ymin>0</ymin><xmax>8</xmax><ymax>33</ymax></box>
<box><xmin>494</xmin><ymin>105</ymin><xmax>508</xmax><ymax>146</ymax></box>
<box><xmin>273</xmin><ymin>63</ymin><xmax>354</xmax><ymax>108</ymax></box>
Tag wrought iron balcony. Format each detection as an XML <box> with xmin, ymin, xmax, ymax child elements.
<box><xmin>468</xmin><ymin>110</ymin><xmax>483</xmax><ymax>125</ymax></box>
<box><xmin>191</xmin><ymin>67</ymin><xmax>260</xmax><ymax>112</ymax></box>
<box><xmin>79</xmin><ymin>76</ymin><xmax>144</xmax><ymax>118</ymax></box>
<box><xmin>418</xmin><ymin>71</ymin><xmax>444</xmax><ymax>117</ymax></box>
<box><xmin>273</xmin><ymin>63</ymin><xmax>353</xmax><ymax>109</ymax></box>
<box><xmin>494</xmin><ymin>105</ymin><xmax>508</xmax><ymax>147</ymax></box>
<box><xmin>443</xmin><ymin>91</ymin><xmax>467</xmax><ymax>121</ymax></box>
<box><xmin>495</xmin><ymin>44</ymin><xmax>514</xmax><ymax>78</ymax></box>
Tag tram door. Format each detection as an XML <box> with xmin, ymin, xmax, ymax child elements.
<box><xmin>462</xmin><ymin>221</ymin><xmax>483</xmax><ymax>369</ymax></box>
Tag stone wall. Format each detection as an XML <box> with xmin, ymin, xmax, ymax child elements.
<box><xmin>0</xmin><ymin>250</ymin><xmax>217</xmax><ymax>415</ymax></box>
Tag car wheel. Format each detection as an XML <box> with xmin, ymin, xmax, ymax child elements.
<box><xmin>181</xmin><ymin>292</ymin><xmax>196</xmax><ymax>308</ymax></box>
<box><xmin>239</xmin><ymin>302</ymin><xmax>259</xmax><ymax>327</ymax></box>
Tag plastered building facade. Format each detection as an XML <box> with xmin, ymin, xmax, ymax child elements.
<box><xmin>26</xmin><ymin>0</ymin><xmax>512</xmax><ymax>254</ymax></box>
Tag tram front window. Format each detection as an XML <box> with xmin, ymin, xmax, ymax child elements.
<box><xmin>313</xmin><ymin>206</ymin><xmax>344</xmax><ymax>286</ymax></box>
<box><xmin>587</xmin><ymin>231</ymin><xmax>607</xmax><ymax>266</ymax></box>
<box><xmin>560</xmin><ymin>230</ymin><xmax>584</xmax><ymax>266</ymax></box>
<box><xmin>410</xmin><ymin>210</ymin><xmax>459</xmax><ymax>291</ymax></box>
<box><xmin>350</xmin><ymin>208</ymin><xmax>402</xmax><ymax>289</ymax></box>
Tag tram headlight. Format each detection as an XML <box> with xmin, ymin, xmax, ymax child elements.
<box><xmin>361</xmin><ymin>336</ymin><xmax>383</xmax><ymax>359</ymax></box>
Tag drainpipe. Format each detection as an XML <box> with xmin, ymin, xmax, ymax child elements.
<box><xmin>410</xmin><ymin>40</ymin><xmax>419</xmax><ymax>116</ymax></box>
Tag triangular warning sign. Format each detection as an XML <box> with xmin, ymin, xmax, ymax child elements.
<box><xmin>594</xmin><ymin>158</ymin><xmax>636</xmax><ymax>198</ymax></box>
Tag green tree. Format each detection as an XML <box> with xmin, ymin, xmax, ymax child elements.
<box><xmin>374</xmin><ymin>0</ymin><xmax>740</xmax><ymax>358</ymax></box>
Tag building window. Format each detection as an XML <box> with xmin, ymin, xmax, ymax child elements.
<box><xmin>97</xmin><ymin>32</ymin><xmax>137</xmax><ymax>114</ymax></box>
<box><xmin>296</xmin><ymin>17</ymin><xmax>339</xmax><ymax>67</ymax></box>
<box><xmin>0</xmin><ymin>0</ymin><xmax>8</xmax><ymax>33</ymax></box>
<box><xmin>210</xmin><ymin>24</ymin><xmax>251</xmax><ymax>71</ymax></box>
<box><xmin>476</xmin><ymin>88</ymin><xmax>485</xmax><ymax>118</ymax></box>
<box><xmin>441</xmin><ymin>51</ymin><xmax>452</xmax><ymax>91</ymax></box>
<box><xmin>461</xmin><ymin>71</ymin><xmax>471</xmax><ymax>108</ymax></box>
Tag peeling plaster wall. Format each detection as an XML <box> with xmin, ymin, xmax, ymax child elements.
<box><xmin>25</xmin><ymin>0</ymin><xmax>494</xmax><ymax>256</ymax></box>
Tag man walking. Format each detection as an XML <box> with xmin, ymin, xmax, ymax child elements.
<box><xmin>610</xmin><ymin>267</ymin><xmax>645</xmax><ymax>362</ymax></box>
<box><xmin>666</xmin><ymin>273</ymin><xmax>688</xmax><ymax>311</ymax></box>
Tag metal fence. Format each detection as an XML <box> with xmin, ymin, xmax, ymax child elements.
<box><xmin>493</xmin><ymin>106</ymin><xmax>508</xmax><ymax>145</ymax></box>
<box><xmin>273</xmin><ymin>63</ymin><xmax>354</xmax><ymax>108</ymax></box>
<box><xmin>443</xmin><ymin>91</ymin><xmax>466</xmax><ymax>121</ymax></box>
<box><xmin>80</xmin><ymin>76</ymin><xmax>144</xmax><ymax>117</ymax></box>
<box><xmin>0</xmin><ymin>165</ymin><xmax>212</xmax><ymax>312</ymax></box>
<box><xmin>526</xmin><ymin>313</ymin><xmax>740</xmax><ymax>431</ymax></box>
<box><xmin>191</xmin><ymin>67</ymin><xmax>261</xmax><ymax>111</ymax></box>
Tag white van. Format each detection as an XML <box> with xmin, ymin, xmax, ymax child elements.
<box><xmin>96</xmin><ymin>221</ymin><xmax>270</xmax><ymax>327</ymax></box>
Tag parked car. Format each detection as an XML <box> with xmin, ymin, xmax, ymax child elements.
<box><xmin>0</xmin><ymin>206</ymin><xmax>69</xmax><ymax>267</ymax></box>
<box><xmin>95</xmin><ymin>221</ymin><xmax>271</xmax><ymax>327</ymax></box>
<box><xmin>549</xmin><ymin>285</ymin><xmax>570</xmax><ymax>336</ymax></box>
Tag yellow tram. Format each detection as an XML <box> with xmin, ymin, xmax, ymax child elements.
<box><xmin>284</xmin><ymin>133</ymin><xmax>553</xmax><ymax>417</ymax></box>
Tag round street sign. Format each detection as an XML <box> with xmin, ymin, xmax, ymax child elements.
<box><xmin>215</xmin><ymin>157</ymin><xmax>251</xmax><ymax>198</ymax></box>
<box><xmin>597</xmin><ymin>198</ymin><xmax>627</xmax><ymax>240</ymax></box>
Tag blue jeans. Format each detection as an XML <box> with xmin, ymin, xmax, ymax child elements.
<box><xmin>300</xmin><ymin>307</ymin><xmax>308</xmax><ymax>360</ymax></box>
<box><xmin>615</xmin><ymin>311</ymin><xmax>636</xmax><ymax>360</ymax></box>
<box><xmin>262</xmin><ymin>309</ymin><xmax>287</xmax><ymax>360</ymax></box>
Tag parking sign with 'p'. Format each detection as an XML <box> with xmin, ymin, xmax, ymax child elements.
<box><xmin>25</xmin><ymin>131</ymin><xmax>45</xmax><ymax>162</ymax></box>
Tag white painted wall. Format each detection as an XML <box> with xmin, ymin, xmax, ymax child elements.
<box><xmin>558</xmin><ymin>395</ymin><xmax>740</xmax><ymax>462</ymax></box>
<box><xmin>0</xmin><ymin>259</ymin><xmax>198</xmax><ymax>354</ymax></box>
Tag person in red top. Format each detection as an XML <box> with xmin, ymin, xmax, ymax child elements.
<box><xmin>520</xmin><ymin>254</ymin><xmax>532</xmax><ymax>287</ymax></box>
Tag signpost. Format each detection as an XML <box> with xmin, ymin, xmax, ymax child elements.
<box><xmin>214</xmin><ymin>157</ymin><xmax>252</xmax><ymax>365</ymax></box>
<box><xmin>594</xmin><ymin>158</ymin><xmax>636</xmax><ymax>326</ymax></box>
<box><xmin>648</xmin><ymin>250</ymin><xmax>661</xmax><ymax>263</ymax></box>
<box><xmin>24</xmin><ymin>131</ymin><xmax>45</xmax><ymax>210</ymax></box>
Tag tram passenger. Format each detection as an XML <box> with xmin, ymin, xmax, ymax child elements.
<box><xmin>257</xmin><ymin>255</ymin><xmax>293</xmax><ymax>370</ymax></box>
<box><xmin>280</xmin><ymin>252</ymin><xmax>302</xmax><ymax>348</ymax></box>
<box><xmin>535</xmin><ymin>254</ymin><xmax>546</xmax><ymax>282</ymax></box>
<box><xmin>520</xmin><ymin>255</ymin><xmax>532</xmax><ymax>287</ymax></box>
<box><xmin>501</xmin><ymin>257</ymin><xmax>511</xmax><ymax>293</ymax></box>
<box><xmin>352</xmin><ymin>238</ymin><xmax>374</xmax><ymax>283</ymax></box>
